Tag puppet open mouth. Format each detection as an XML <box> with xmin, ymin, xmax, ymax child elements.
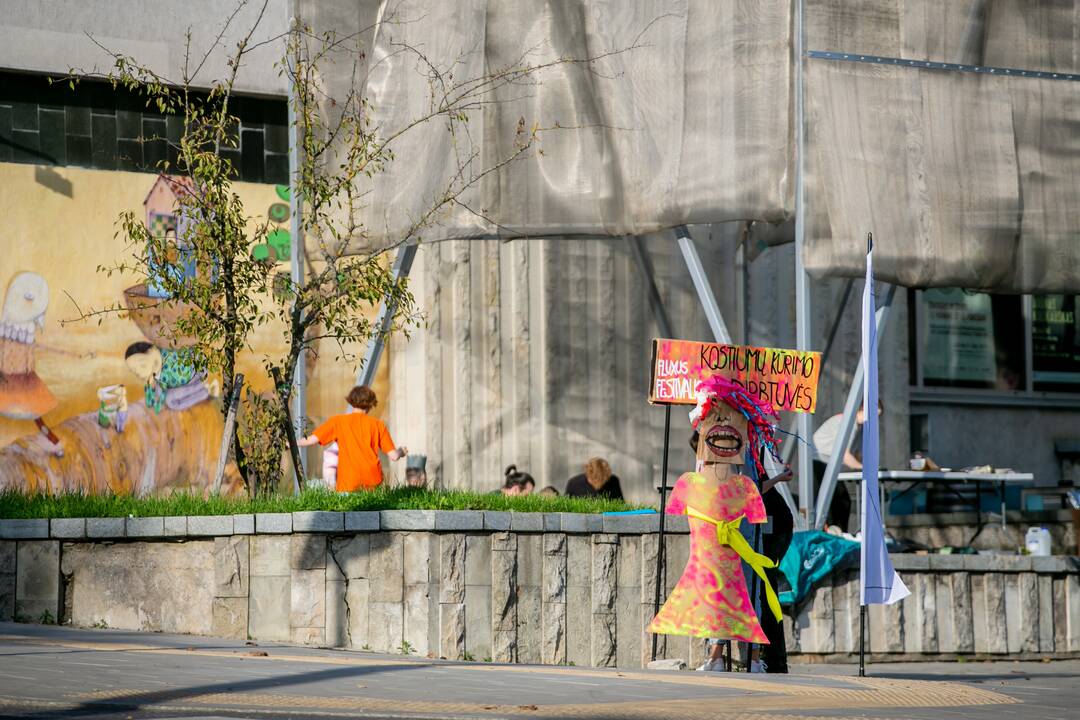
<box><xmin>704</xmin><ymin>424</ymin><xmax>743</xmax><ymax>458</ymax></box>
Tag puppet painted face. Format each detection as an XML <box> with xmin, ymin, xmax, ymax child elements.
<box><xmin>696</xmin><ymin>402</ymin><xmax>748</xmax><ymax>466</ymax></box>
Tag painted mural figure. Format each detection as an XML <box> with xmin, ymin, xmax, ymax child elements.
<box><xmin>648</xmin><ymin>375</ymin><xmax>784</xmax><ymax>644</ymax></box>
<box><xmin>124</xmin><ymin>343</ymin><xmax>217</xmax><ymax>413</ymax></box>
<box><xmin>0</xmin><ymin>272</ymin><xmax>90</xmax><ymax>457</ymax></box>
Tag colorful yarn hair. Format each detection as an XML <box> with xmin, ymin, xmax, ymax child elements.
<box><xmin>689</xmin><ymin>375</ymin><xmax>783</xmax><ymax>479</ymax></box>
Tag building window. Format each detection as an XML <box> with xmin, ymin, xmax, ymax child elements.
<box><xmin>1032</xmin><ymin>295</ymin><xmax>1080</xmax><ymax>392</ymax></box>
<box><xmin>910</xmin><ymin>289</ymin><xmax>1080</xmax><ymax>396</ymax></box>
<box><xmin>0</xmin><ymin>70</ymin><xmax>288</xmax><ymax>184</ymax></box>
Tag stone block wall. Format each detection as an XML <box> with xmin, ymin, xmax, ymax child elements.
<box><xmin>787</xmin><ymin>555</ymin><xmax>1080</xmax><ymax>661</ymax></box>
<box><xmin>2</xmin><ymin>511</ymin><xmax>1078</xmax><ymax>666</ymax></box>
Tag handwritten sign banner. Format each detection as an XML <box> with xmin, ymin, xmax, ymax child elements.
<box><xmin>649</xmin><ymin>338</ymin><xmax>821</xmax><ymax>413</ymax></box>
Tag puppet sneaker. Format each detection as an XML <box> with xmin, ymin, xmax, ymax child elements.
<box><xmin>750</xmin><ymin>659</ymin><xmax>768</xmax><ymax>673</ymax></box>
<box><xmin>696</xmin><ymin>659</ymin><xmax>727</xmax><ymax>672</ymax></box>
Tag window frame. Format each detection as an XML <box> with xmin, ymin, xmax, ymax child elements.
<box><xmin>909</xmin><ymin>289</ymin><xmax>1080</xmax><ymax>408</ymax></box>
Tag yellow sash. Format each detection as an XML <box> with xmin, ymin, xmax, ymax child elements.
<box><xmin>686</xmin><ymin>506</ymin><xmax>783</xmax><ymax>623</ymax></box>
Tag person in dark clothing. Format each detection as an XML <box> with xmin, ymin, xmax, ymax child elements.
<box><xmin>758</xmin><ymin>479</ymin><xmax>794</xmax><ymax>673</ymax></box>
<box><xmin>564</xmin><ymin>457</ymin><xmax>624</xmax><ymax>501</ymax></box>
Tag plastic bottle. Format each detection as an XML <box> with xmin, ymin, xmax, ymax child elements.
<box><xmin>1025</xmin><ymin>526</ymin><xmax>1052</xmax><ymax>557</ymax></box>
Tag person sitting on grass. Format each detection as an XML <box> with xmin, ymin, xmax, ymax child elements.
<box><xmin>500</xmin><ymin>465</ymin><xmax>535</xmax><ymax>495</ymax></box>
<box><xmin>298</xmin><ymin>385</ymin><xmax>406</xmax><ymax>492</ymax></box>
<box><xmin>565</xmin><ymin>457</ymin><xmax>624</xmax><ymax>501</ymax></box>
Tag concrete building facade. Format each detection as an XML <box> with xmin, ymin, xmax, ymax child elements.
<box><xmin>2</xmin><ymin>1</ymin><xmax>1078</xmax><ymax>509</ymax></box>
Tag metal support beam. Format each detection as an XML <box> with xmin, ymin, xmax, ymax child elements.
<box><xmin>630</xmin><ymin>235</ymin><xmax>674</xmax><ymax>338</ymax></box>
<box><xmin>357</xmin><ymin>242</ymin><xmax>419</xmax><ymax>387</ymax></box>
<box><xmin>793</xmin><ymin>0</ymin><xmax>814</xmax><ymax>525</ymax></box>
<box><xmin>814</xmin><ymin>283</ymin><xmax>896</xmax><ymax>528</ymax></box>
<box><xmin>781</xmin><ymin>277</ymin><xmax>855</xmax><ymax>466</ymax></box>
<box><xmin>288</xmin><ymin>3</ymin><xmax>306</xmax><ymax>486</ymax></box>
<box><xmin>675</xmin><ymin>226</ymin><xmax>732</xmax><ymax>344</ymax></box>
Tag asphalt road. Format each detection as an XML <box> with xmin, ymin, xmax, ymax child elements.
<box><xmin>0</xmin><ymin>623</ymin><xmax>1076</xmax><ymax>720</ymax></box>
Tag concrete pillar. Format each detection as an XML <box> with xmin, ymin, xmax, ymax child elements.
<box><xmin>832</xmin><ymin>570</ymin><xmax>859</xmax><ymax>654</ymax></box>
<box><xmin>565</xmin><ymin>534</ymin><xmax>591</xmax><ymax>666</ymax></box>
<box><xmin>982</xmin><ymin>574</ymin><xmax>1008</xmax><ymax>654</ymax></box>
<box><xmin>950</xmin><ymin>572</ymin><xmax>975</xmax><ymax>653</ymax></box>
<box><xmin>516</xmin><ymin>534</ymin><xmax>542</xmax><ymax>664</ymax></box>
<box><xmin>464</xmin><ymin>534</ymin><xmax>491</xmax><ymax>660</ymax></box>
<box><xmin>403</xmin><ymin>532</ymin><xmax>439</xmax><ymax>657</ymax></box>
<box><xmin>1038</xmin><ymin>574</ymin><xmax>1054</xmax><ymax>653</ymax></box>
<box><xmin>15</xmin><ymin>541</ymin><xmax>60</xmax><ymax>623</ymax></box>
<box><xmin>591</xmin><ymin>534</ymin><xmax>618</xmax><ymax>668</ymax></box>
<box><xmin>438</xmin><ymin>534</ymin><xmax>466</xmax><ymax>659</ymax></box>
<box><xmin>248</xmin><ymin>535</ymin><xmax>291</xmax><ymax>642</ymax></box>
<box><xmin>615</xmin><ymin>535</ymin><xmax>643</xmax><ymax>668</ymax></box>
<box><xmin>640</xmin><ymin>533</ymin><xmax>665</xmax><ymax>660</ymax></box>
<box><xmin>919</xmin><ymin>574</ymin><xmax>938</xmax><ymax>654</ymax></box>
<box><xmin>0</xmin><ymin>542</ymin><xmax>15</xmax><ymax>621</ymax></box>
<box><xmin>289</xmin><ymin>534</ymin><xmax>326</xmax><ymax>646</ymax></box>
<box><xmin>327</xmin><ymin>534</ymin><xmax>371</xmax><ymax>649</ymax></box>
<box><xmin>425</xmin><ymin>244</ymin><xmax>445</xmax><ymax>487</ymax></box>
<box><xmin>542</xmin><ymin>533</ymin><xmax>568</xmax><ymax>665</ymax></box>
<box><xmin>450</xmin><ymin>240</ymin><xmax>473</xmax><ymax>490</ymax></box>
<box><xmin>212</xmin><ymin>536</ymin><xmax>249</xmax><ymax>639</ymax></box>
<box><xmin>804</xmin><ymin>570</ymin><xmax>836</xmax><ymax>654</ymax></box>
<box><xmin>491</xmin><ymin>532</ymin><xmax>518</xmax><ymax>663</ymax></box>
<box><xmin>1066</xmin><ymin>573</ymin><xmax>1080</xmax><ymax>652</ymax></box>
<box><xmin>1016</xmin><ymin>573</ymin><xmax>1039</xmax><ymax>654</ymax></box>
<box><xmin>367</xmin><ymin>532</ymin><xmax>404</xmax><ymax>653</ymax></box>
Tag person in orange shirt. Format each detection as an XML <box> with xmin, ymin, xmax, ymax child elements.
<box><xmin>298</xmin><ymin>385</ymin><xmax>407</xmax><ymax>492</ymax></box>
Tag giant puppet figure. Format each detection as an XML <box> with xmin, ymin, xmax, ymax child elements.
<box><xmin>648</xmin><ymin>375</ymin><xmax>783</xmax><ymax>643</ymax></box>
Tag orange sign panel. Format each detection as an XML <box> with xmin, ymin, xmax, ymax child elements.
<box><xmin>649</xmin><ymin>338</ymin><xmax>821</xmax><ymax>413</ymax></box>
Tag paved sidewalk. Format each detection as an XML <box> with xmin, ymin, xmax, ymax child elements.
<box><xmin>0</xmin><ymin>623</ymin><xmax>1076</xmax><ymax>720</ymax></box>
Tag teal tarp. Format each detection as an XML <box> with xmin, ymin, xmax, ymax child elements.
<box><xmin>778</xmin><ymin>530</ymin><xmax>859</xmax><ymax>607</ymax></box>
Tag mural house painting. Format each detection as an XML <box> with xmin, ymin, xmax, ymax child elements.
<box><xmin>0</xmin><ymin>162</ymin><xmax>381</xmax><ymax>495</ymax></box>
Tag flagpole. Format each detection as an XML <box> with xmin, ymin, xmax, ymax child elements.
<box><xmin>859</xmin><ymin>605</ymin><xmax>867</xmax><ymax>677</ymax></box>
<box><xmin>860</xmin><ymin>231</ymin><xmax>871</xmax><ymax>680</ymax></box>
<box><xmin>858</xmin><ymin>230</ymin><xmax>910</xmax><ymax>677</ymax></box>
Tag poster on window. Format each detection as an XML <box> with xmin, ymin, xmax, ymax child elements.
<box><xmin>922</xmin><ymin>289</ymin><xmax>996</xmax><ymax>385</ymax></box>
<box><xmin>1032</xmin><ymin>295</ymin><xmax>1080</xmax><ymax>390</ymax></box>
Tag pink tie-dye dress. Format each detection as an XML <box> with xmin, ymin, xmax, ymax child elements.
<box><xmin>647</xmin><ymin>470</ymin><xmax>769</xmax><ymax>643</ymax></box>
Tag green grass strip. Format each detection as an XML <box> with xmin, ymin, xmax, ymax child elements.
<box><xmin>0</xmin><ymin>487</ymin><xmax>642</xmax><ymax>519</ymax></box>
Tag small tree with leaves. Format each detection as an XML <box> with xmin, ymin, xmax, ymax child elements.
<box><xmin>72</xmin><ymin>0</ymin><xmax>643</xmax><ymax>494</ymax></box>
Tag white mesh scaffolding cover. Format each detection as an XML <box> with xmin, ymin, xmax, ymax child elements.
<box><xmin>802</xmin><ymin>0</ymin><xmax>1080</xmax><ymax>292</ymax></box>
<box><xmin>302</xmin><ymin>0</ymin><xmax>1080</xmax><ymax>292</ymax></box>
<box><xmin>300</xmin><ymin>0</ymin><xmax>792</xmax><ymax>248</ymax></box>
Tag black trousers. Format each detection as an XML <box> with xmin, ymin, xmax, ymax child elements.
<box><xmin>759</xmin><ymin>526</ymin><xmax>792</xmax><ymax>672</ymax></box>
<box><xmin>812</xmin><ymin>460</ymin><xmax>853</xmax><ymax>533</ymax></box>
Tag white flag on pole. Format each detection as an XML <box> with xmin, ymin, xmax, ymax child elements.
<box><xmin>860</xmin><ymin>234</ymin><xmax>910</xmax><ymax>606</ymax></box>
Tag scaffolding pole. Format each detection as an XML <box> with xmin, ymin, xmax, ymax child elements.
<box><xmin>675</xmin><ymin>226</ymin><xmax>732</xmax><ymax>345</ymax></box>
<box><xmin>288</xmin><ymin>2</ymin><xmax>306</xmax><ymax>486</ymax></box>
<box><xmin>793</xmin><ymin>0</ymin><xmax>815</xmax><ymax>525</ymax></box>
<box><xmin>357</xmin><ymin>242</ymin><xmax>419</xmax><ymax>387</ymax></box>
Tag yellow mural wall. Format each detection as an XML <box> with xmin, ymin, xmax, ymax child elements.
<box><xmin>0</xmin><ymin>162</ymin><xmax>386</xmax><ymax>494</ymax></box>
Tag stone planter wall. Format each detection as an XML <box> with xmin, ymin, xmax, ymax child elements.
<box><xmin>788</xmin><ymin>554</ymin><xmax>1080</xmax><ymax>661</ymax></box>
<box><xmin>1</xmin><ymin>511</ymin><xmax>1078</xmax><ymax>666</ymax></box>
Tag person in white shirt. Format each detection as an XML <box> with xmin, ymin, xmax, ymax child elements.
<box><xmin>810</xmin><ymin>400</ymin><xmax>882</xmax><ymax>531</ymax></box>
